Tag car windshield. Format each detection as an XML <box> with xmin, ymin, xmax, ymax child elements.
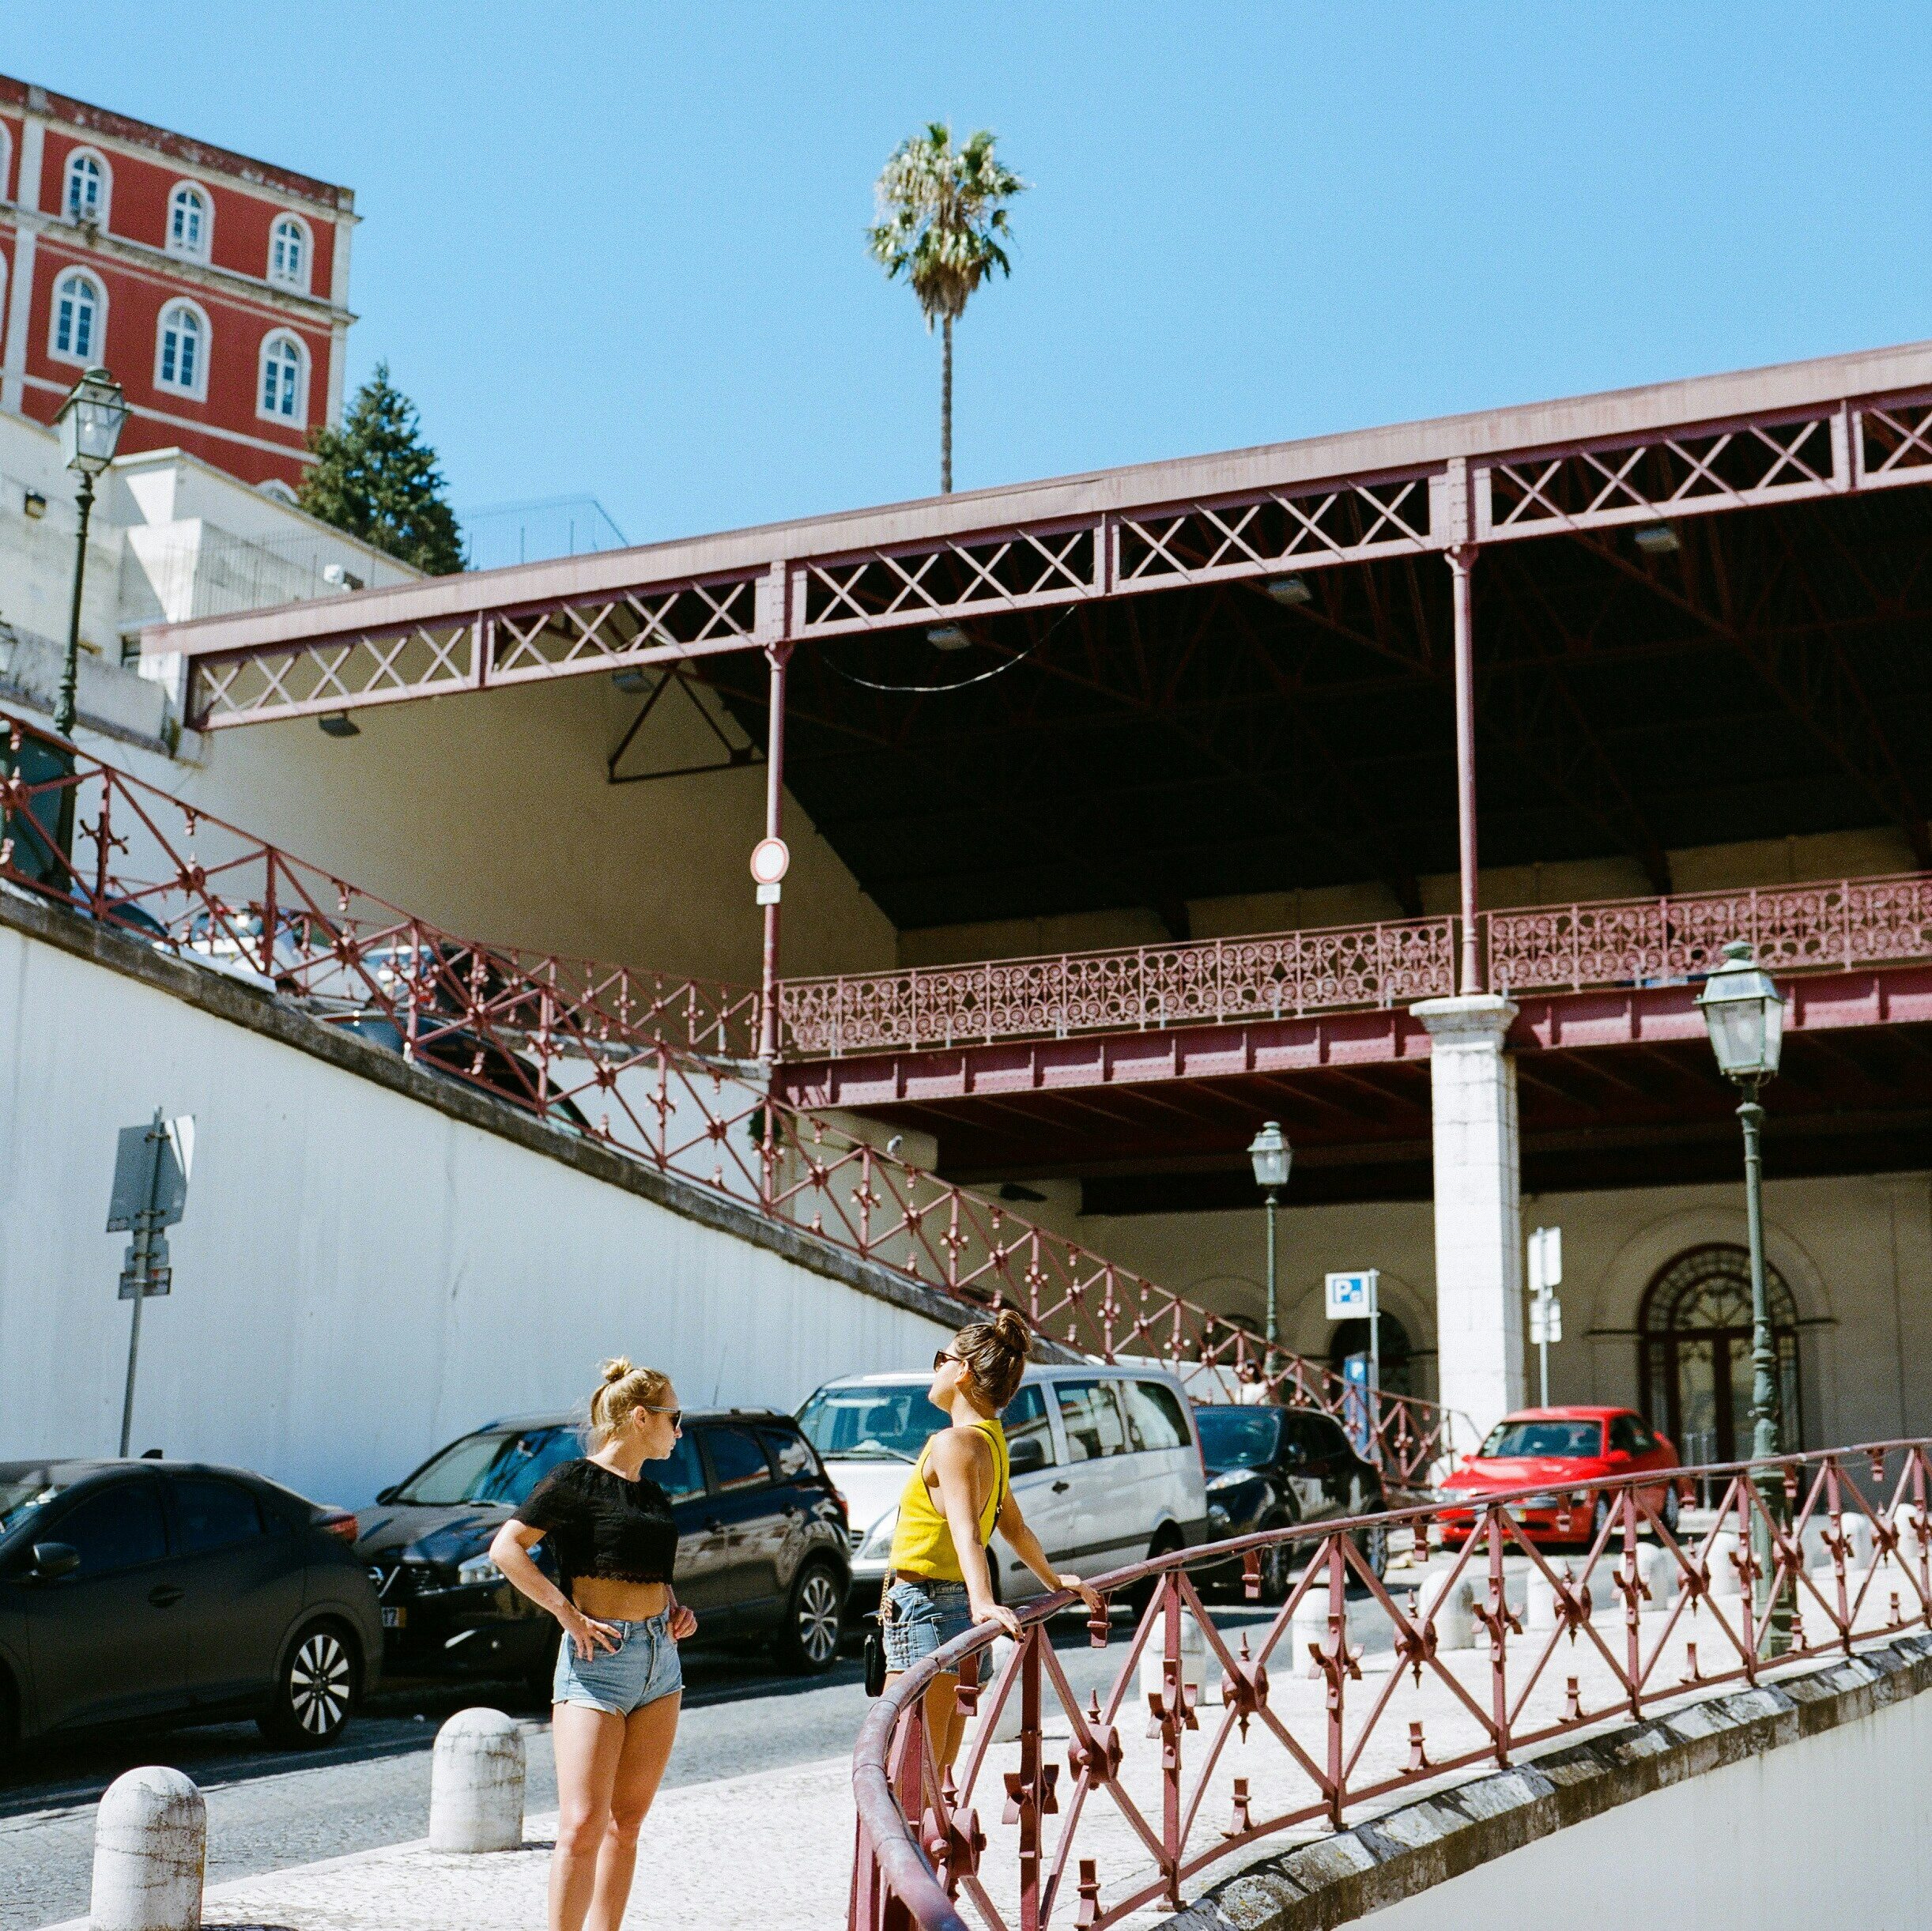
<box><xmin>1478</xmin><ymin>1420</ymin><xmax>1604</xmax><ymax>1459</ymax></box>
<box><xmin>1194</xmin><ymin>1409</ymin><xmax>1281</xmax><ymax>1469</ymax></box>
<box><xmin>393</xmin><ymin>1427</ymin><xmax>582</xmax><ymax>1505</ymax></box>
<box><xmin>0</xmin><ymin>1476</ymin><xmax>63</xmax><ymax>1544</ymax></box>
<box><xmin>796</xmin><ymin>1383</ymin><xmax>935</xmax><ymax>1462</ymax></box>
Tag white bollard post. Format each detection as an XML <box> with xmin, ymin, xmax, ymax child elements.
<box><xmin>429</xmin><ymin>1708</ymin><xmax>526</xmax><ymax>1853</ymax></box>
<box><xmin>1525</xmin><ymin>1567</ymin><xmax>1558</xmax><ymax>1631</ymax></box>
<box><xmin>90</xmin><ymin>1767</ymin><xmax>205</xmax><ymax>1931</ymax></box>
<box><xmin>1417</xmin><ymin>1570</ymin><xmax>1474</xmax><ymax>1650</ymax></box>
<box><xmin>1138</xmin><ymin>1605</ymin><xmax>1211</xmax><ymax>1701</ymax></box>
<box><xmin>975</xmin><ymin>1635</ymin><xmax>1024</xmax><ymax>1744</ymax></box>
<box><xmin>1640</xmin><ymin>1544</ymin><xmax>1679</xmax><ymax>1614</ymax></box>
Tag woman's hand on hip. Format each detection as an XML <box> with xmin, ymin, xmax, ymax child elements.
<box><xmin>561</xmin><ymin>1607</ymin><xmax>622</xmax><ymax>1660</ymax></box>
<box><xmin>670</xmin><ymin>1604</ymin><xmax>698</xmax><ymax>1641</ymax></box>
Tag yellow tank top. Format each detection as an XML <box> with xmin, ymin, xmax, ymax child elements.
<box><xmin>888</xmin><ymin>1416</ymin><xmax>1009</xmax><ymax>1582</ymax></box>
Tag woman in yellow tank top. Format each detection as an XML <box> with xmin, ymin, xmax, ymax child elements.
<box><xmin>883</xmin><ymin>1309</ymin><xmax>1102</xmax><ymax>1767</ymax></box>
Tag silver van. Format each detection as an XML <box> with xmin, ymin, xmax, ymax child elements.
<box><xmin>796</xmin><ymin>1362</ymin><xmax>1209</xmax><ymax>1613</ymax></box>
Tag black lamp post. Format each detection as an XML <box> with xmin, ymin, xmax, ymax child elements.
<box><xmin>1247</xmin><ymin>1120</ymin><xmax>1292</xmax><ymax>1354</ymax></box>
<box><xmin>51</xmin><ymin>368</ymin><xmax>130</xmax><ymax>741</ymax></box>
<box><xmin>1696</xmin><ymin>939</ymin><xmax>1789</xmax><ymax>1646</ymax></box>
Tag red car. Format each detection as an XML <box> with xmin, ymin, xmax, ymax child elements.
<box><xmin>1435</xmin><ymin>1407</ymin><xmax>1681</xmax><ymax>1548</ymax></box>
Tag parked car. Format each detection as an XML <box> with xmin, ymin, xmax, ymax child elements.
<box><xmin>356</xmin><ymin>1409</ymin><xmax>851</xmax><ymax>1680</ymax></box>
<box><xmin>0</xmin><ymin>1458</ymin><xmax>380</xmax><ymax>1761</ymax></box>
<box><xmin>1435</xmin><ymin>1407</ymin><xmax>1681</xmax><ymax>1547</ymax></box>
<box><xmin>1194</xmin><ymin>1404</ymin><xmax>1389</xmax><ymax>1597</ymax></box>
<box><xmin>797</xmin><ymin>1363</ymin><xmax>1209</xmax><ymax>1618</ymax></box>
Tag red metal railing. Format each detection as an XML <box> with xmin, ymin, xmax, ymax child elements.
<box><xmin>779</xmin><ymin>919</ymin><xmax>1458</xmax><ymax>1057</ymax></box>
<box><xmin>852</xmin><ymin>1439</ymin><xmax>1932</xmax><ymax>1930</ymax></box>
<box><xmin>0</xmin><ymin>711</ymin><xmax>1453</xmax><ymax>1484</ymax></box>
<box><xmin>1486</xmin><ymin>873</ymin><xmax>1932</xmax><ymax>993</ymax></box>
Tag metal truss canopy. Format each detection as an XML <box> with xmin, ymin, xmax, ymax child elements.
<box><xmin>146</xmin><ymin>343</ymin><xmax>1932</xmax><ymax>731</ymax></box>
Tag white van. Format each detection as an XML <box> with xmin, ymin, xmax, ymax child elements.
<box><xmin>796</xmin><ymin>1362</ymin><xmax>1209</xmax><ymax>1613</ymax></box>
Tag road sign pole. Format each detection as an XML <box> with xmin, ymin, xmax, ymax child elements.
<box><xmin>118</xmin><ymin>1111</ymin><xmax>164</xmax><ymax>1458</ymax></box>
<box><xmin>1367</xmin><ymin>1270</ymin><xmax>1381</xmax><ymax>1460</ymax></box>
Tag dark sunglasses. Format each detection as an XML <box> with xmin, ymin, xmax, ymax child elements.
<box><xmin>643</xmin><ymin>1404</ymin><xmax>683</xmax><ymax>1428</ymax></box>
<box><xmin>933</xmin><ymin>1349</ymin><xmax>962</xmax><ymax>1371</ymax></box>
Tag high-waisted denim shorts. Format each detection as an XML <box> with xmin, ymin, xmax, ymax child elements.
<box><xmin>882</xmin><ymin>1576</ymin><xmax>974</xmax><ymax>1672</ymax></box>
<box><xmin>552</xmin><ymin>1610</ymin><xmax>683</xmax><ymax>1716</ymax></box>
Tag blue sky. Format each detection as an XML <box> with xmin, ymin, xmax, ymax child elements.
<box><xmin>10</xmin><ymin>5</ymin><xmax>1930</xmax><ymax>549</ymax></box>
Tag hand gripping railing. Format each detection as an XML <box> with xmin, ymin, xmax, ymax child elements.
<box><xmin>0</xmin><ymin>709</ymin><xmax>1455</xmax><ymax>1484</ymax></box>
<box><xmin>852</xmin><ymin>1439</ymin><xmax>1932</xmax><ymax>1931</ymax></box>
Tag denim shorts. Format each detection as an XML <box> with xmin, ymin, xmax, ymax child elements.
<box><xmin>882</xmin><ymin>1576</ymin><xmax>974</xmax><ymax>1672</ymax></box>
<box><xmin>552</xmin><ymin>1610</ymin><xmax>683</xmax><ymax>1716</ymax></box>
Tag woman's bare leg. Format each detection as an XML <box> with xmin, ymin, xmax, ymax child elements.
<box><xmin>550</xmin><ymin>1703</ymin><xmax>626</xmax><ymax>1931</ymax></box>
<box><xmin>585</xmin><ymin>1693</ymin><xmax>681</xmax><ymax>1931</ymax></box>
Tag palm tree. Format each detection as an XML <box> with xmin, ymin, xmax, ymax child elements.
<box><xmin>867</xmin><ymin>123</ymin><xmax>1025</xmax><ymax>493</ymax></box>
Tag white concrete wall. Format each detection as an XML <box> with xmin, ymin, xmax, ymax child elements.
<box><xmin>0</xmin><ymin>922</ymin><xmax>952</xmax><ymax>1507</ymax></box>
<box><xmin>1365</xmin><ymin>1680</ymin><xmax>1932</xmax><ymax>1929</ymax></box>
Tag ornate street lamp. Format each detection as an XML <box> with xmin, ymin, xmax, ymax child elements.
<box><xmin>1696</xmin><ymin>939</ymin><xmax>1788</xmax><ymax>1646</ymax></box>
<box><xmin>1247</xmin><ymin>1121</ymin><xmax>1292</xmax><ymax>1352</ymax></box>
<box><xmin>51</xmin><ymin>368</ymin><xmax>130</xmax><ymax>741</ymax></box>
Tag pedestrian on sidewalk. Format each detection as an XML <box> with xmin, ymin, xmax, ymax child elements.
<box><xmin>883</xmin><ymin>1307</ymin><xmax>1103</xmax><ymax>1767</ymax></box>
<box><xmin>490</xmin><ymin>1358</ymin><xmax>696</xmax><ymax>1931</ymax></box>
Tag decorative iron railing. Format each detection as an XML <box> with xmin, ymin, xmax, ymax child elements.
<box><xmin>0</xmin><ymin>711</ymin><xmax>1454</xmax><ymax>1486</ymax></box>
<box><xmin>779</xmin><ymin>920</ymin><xmax>1458</xmax><ymax>1057</ymax></box>
<box><xmin>1486</xmin><ymin>873</ymin><xmax>1932</xmax><ymax>994</ymax></box>
<box><xmin>852</xmin><ymin>1439</ymin><xmax>1932</xmax><ymax>1931</ymax></box>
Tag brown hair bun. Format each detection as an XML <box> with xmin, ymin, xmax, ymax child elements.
<box><xmin>589</xmin><ymin>1357</ymin><xmax>672</xmax><ymax>1443</ymax></box>
<box><xmin>953</xmin><ymin>1305</ymin><xmax>1032</xmax><ymax>1412</ymax></box>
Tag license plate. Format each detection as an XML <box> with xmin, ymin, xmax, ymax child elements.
<box><xmin>381</xmin><ymin>1606</ymin><xmax>406</xmax><ymax>1629</ymax></box>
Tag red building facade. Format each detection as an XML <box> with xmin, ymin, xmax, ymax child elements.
<box><xmin>0</xmin><ymin>76</ymin><xmax>353</xmax><ymax>494</ymax></box>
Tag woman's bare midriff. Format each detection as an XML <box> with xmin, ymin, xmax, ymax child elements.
<box><xmin>572</xmin><ymin>1578</ymin><xmax>671</xmax><ymax>1620</ymax></box>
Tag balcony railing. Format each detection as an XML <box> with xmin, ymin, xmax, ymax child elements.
<box><xmin>0</xmin><ymin>709</ymin><xmax>1454</xmax><ymax>1488</ymax></box>
<box><xmin>853</xmin><ymin>1439</ymin><xmax>1932</xmax><ymax>1930</ymax></box>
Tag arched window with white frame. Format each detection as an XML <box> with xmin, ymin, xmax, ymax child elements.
<box><xmin>64</xmin><ymin>148</ymin><xmax>108</xmax><ymax>225</ymax></box>
<box><xmin>0</xmin><ymin>126</ymin><xmax>13</xmax><ymax>206</ymax></box>
<box><xmin>256</xmin><ymin>477</ymin><xmax>299</xmax><ymax>507</ymax></box>
<box><xmin>167</xmin><ymin>183</ymin><xmax>211</xmax><ymax>258</ymax></box>
<box><xmin>156</xmin><ymin>300</ymin><xmax>209</xmax><ymax>398</ymax></box>
<box><xmin>258</xmin><ymin>330</ymin><xmax>308</xmax><ymax>423</ymax></box>
<box><xmin>269</xmin><ymin>215</ymin><xmax>310</xmax><ymax>291</ymax></box>
<box><xmin>50</xmin><ymin>270</ymin><xmax>104</xmax><ymax>364</ymax></box>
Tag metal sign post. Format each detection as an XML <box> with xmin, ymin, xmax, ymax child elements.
<box><xmin>1526</xmin><ymin>1225</ymin><xmax>1563</xmax><ymax>1407</ymax></box>
<box><xmin>1326</xmin><ymin>1269</ymin><xmax>1381</xmax><ymax>1458</ymax></box>
<box><xmin>107</xmin><ymin>1111</ymin><xmax>193</xmax><ymax>1457</ymax></box>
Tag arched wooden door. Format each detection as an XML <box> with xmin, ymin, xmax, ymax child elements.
<box><xmin>1638</xmin><ymin>1244</ymin><xmax>1802</xmax><ymax>1465</ymax></box>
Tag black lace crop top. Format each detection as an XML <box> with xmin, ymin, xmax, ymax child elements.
<box><xmin>512</xmin><ymin>1458</ymin><xmax>677</xmax><ymax>1593</ymax></box>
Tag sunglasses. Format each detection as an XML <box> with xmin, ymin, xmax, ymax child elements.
<box><xmin>643</xmin><ymin>1404</ymin><xmax>683</xmax><ymax>1428</ymax></box>
<box><xmin>933</xmin><ymin>1349</ymin><xmax>962</xmax><ymax>1372</ymax></box>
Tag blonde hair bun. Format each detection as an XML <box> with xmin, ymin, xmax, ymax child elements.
<box><xmin>599</xmin><ymin>1356</ymin><xmax>635</xmax><ymax>1385</ymax></box>
<box><xmin>588</xmin><ymin>1356</ymin><xmax>672</xmax><ymax>1443</ymax></box>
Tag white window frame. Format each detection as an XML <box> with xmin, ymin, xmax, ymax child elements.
<box><xmin>268</xmin><ymin>213</ymin><xmax>311</xmax><ymax>292</ymax></box>
<box><xmin>0</xmin><ymin>126</ymin><xmax>13</xmax><ymax>206</ymax></box>
<box><xmin>48</xmin><ymin>270</ymin><xmax>107</xmax><ymax>366</ymax></box>
<box><xmin>154</xmin><ymin>298</ymin><xmax>212</xmax><ymax>401</ymax></box>
<box><xmin>256</xmin><ymin>477</ymin><xmax>300</xmax><ymax>507</ymax></box>
<box><xmin>256</xmin><ymin>329</ymin><xmax>309</xmax><ymax>424</ymax></box>
<box><xmin>64</xmin><ymin>147</ymin><xmax>111</xmax><ymax>227</ymax></box>
<box><xmin>165</xmin><ymin>181</ymin><xmax>213</xmax><ymax>261</ymax></box>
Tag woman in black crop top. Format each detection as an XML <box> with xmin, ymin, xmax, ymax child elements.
<box><xmin>489</xmin><ymin>1358</ymin><xmax>697</xmax><ymax>1931</ymax></box>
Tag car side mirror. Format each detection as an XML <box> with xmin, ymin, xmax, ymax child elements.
<box><xmin>31</xmin><ymin>1541</ymin><xmax>80</xmax><ymax>1580</ymax></box>
<box><xmin>375</xmin><ymin>1487</ymin><xmax>399</xmax><ymax>1505</ymax></box>
<box><xmin>1008</xmin><ymin>1437</ymin><xmax>1048</xmax><ymax>1476</ymax></box>
<box><xmin>1605</xmin><ymin>1449</ymin><xmax>1632</xmax><ymax>1465</ymax></box>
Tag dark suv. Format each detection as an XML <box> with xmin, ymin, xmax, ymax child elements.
<box><xmin>354</xmin><ymin>1411</ymin><xmax>851</xmax><ymax>1683</ymax></box>
<box><xmin>1196</xmin><ymin>1405</ymin><xmax>1389</xmax><ymax>1597</ymax></box>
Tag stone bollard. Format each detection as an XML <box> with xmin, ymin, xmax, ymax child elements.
<box><xmin>90</xmin><ymin>1767</ymin><xmax>205</xmax><ymax>1931</ymax></box>
<box><xmin>1416</xmin><ymin>1570</ymin><xmax>1474</xmax><ymax>1650</ymax></box>
<box><xmin>1640</xmin><ymin>1544</ymin><xmax>1680</xmax><ymax>1613</ymax></box>
<box><xmin>1708</xmin><ymin>1532</ymin><xmax>1744</xmax><ymax>1598</ymax></box>
<box><xmin>1139</xmin><ymin>1605</ymin><xmax>1212</xmax><ymax>1702</ymax></box>
<box><xmin>428</xmin><ymin>1708</ymin><xmax>526</xmax><ymax>1853</ymax></box>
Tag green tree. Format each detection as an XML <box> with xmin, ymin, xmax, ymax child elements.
<box><xmin>298</xmin><ymin>363</ymin><xmax>466</xmax><ymax>575</ymax></box>
<box><xmin>867</xmin><ymin>123</ymin><xmax>1025</xmax><ymax>494</ymax></box>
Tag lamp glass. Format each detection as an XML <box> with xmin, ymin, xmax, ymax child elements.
<box><xmin>1696</xmin><ymin>941</ymin><xmax>1785</xmax><ymax>1081</ymax></box>
<box><xmin>56</xmin><ymin>368</ymin><xmax>130</xmax><ymax>477</ymax></box>
<box><xmin>1247</xmin><ymin>1120</ymin><xmax>1292</xmax><ymax>1192</ymax></box>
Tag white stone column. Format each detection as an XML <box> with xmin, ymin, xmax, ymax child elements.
<box><xmin>1413</xmin><ymin>994</ymin><xmax>1525</xmax><ymax>1449</ymax></box>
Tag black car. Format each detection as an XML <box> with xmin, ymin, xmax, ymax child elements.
<box><xmin>0</xmin><ymin>1458</ymin><xmax>382</xmax><ymax>1762</ymax></box>
<box><xmin>355</xmin><ymin>1410</ymin><xmax>851</xmax><ymax>1683</ymax></box>
<box><xmin>1196</xmin><ymin>1405</ymin><xmax>1389</xmax><ymax>1597</ymax></box>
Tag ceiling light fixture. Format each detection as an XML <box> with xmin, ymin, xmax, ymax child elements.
<box><xmin>1633</xmin><ymin>523</ymin><xmax>1680</xmax><ymax>556</ymax></box>
<box><xmin>318</xmin><ymin>712</ymin><xmax>360</xmax><ymax>738</ymax></box>
<box><xmin>1265</xmin><ymin>575</ymin><xmax>1312</xmax><ymax>606</ymax></box>
<box><xmin>926</xmin><ymin>623</ymin><xmax>972</xmax><ymax>651</ymax></box>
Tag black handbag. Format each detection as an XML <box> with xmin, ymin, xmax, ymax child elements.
<box><xmin>864</xmin><ymin>1575</ymin><xmax>891</xmax><ymax>1696</ymax></box>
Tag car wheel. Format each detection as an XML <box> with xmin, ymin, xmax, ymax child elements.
<box><xmin>1660</xmin><ymin>1485</ymin><xmax>1681</xmax><ymax>1538</ymax></box>
<box><xmin>0</xmin><ymin>1669</ymin><xmax>17</xmax><ymax>1780</ymax></box>
<box><xmin>1255</xmin><ymin>1519</ymin><xmax>1296</xmax><ymax>1605</ymax></box>
<box><xmin>1589</xmin><ymin>1496</ymin><xmax>1611</xmax><ymax>1548</ymax></box>
<box><xmin>1353</xmin><ymin>1518</ymin><xmax>1390</xmax><ymax>1583</ymax></box>
<box><xmin>1127</xmin><ymin>1527</ymin><xmax>1186</xmax><ymax>1613</ymax></box>
<box><xmin>524</xmin><ymin>1625</ymin><xmax>562</xmax><ymax>1706</ymax></box>
<box><xmin>259</xmin><ymin>1622</ymin><xmax>359</xmax><ymax>1747</ymax></box>
<box><xmin>775</xmin><ymin>1560</ymin><xmax>844</xmax><ymax>1674</ymax></box>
